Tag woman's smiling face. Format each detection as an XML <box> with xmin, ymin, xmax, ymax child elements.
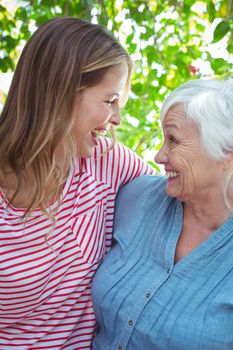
<box><xmin>71</xmin><ymin>62</ymin><xmax>128</xmax><ymax>158</ymax></box>
<box><xmin>154</xmin><ymin>104</ymin><xmax>224</xmax><ymax>203</ymax></box>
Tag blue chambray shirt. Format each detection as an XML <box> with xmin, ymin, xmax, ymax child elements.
<box><xmin>92</xmin><ymin>175</ymin><xmax>233</xmax><ymax>350</ymax></box>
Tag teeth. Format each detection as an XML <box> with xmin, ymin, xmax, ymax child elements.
<box><xmin>91</xmin><ymin>128</ymin><xmax>109</xmax><ymax>137</ymax></box>
<box><xmin>166</xmin><ymin>171</ymin><xmax>180</xmax><ymax>178</ymax></box>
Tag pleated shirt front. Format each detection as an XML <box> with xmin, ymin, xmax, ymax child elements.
<box><xmin>92</xmin><ymin>175</ymin><xmax>233</xmax><ymax>350</ymax></box>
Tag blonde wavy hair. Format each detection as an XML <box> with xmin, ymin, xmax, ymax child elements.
<box><xmin>0</xmin><ymin>17</ymin><xmax>133</xmax><ymax>217</ymax></box>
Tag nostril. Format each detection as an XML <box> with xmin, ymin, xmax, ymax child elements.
<box><xmin>111</xmin><ymin>114</ymin><xmax>121</xmax><ymax>126</ymax></box>
<box><xmin>154</xmin><ymin>150</ymin><xmax>168</xmax><ymax>165</ymax></box>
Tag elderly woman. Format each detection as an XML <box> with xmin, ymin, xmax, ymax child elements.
<box><xmin>91</xmin><ymin>78</ymin><xmax>233</xmax><ymax>350</ymax></box>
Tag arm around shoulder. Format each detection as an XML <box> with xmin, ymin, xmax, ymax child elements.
<box><xmin>114</xmin><ymin>174</ymin><xmax>167</xmax><ymax>232</ymax></box>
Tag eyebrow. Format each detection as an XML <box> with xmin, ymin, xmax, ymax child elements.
<box><xmin>105</xmin><ymin>93</ymin><xmax>120</xmax><ymax>98</ymax></box>
<box><xmin>164</xmin><ymin>122</ymin><xmax>179</xmax><ymax>130</ymax></box>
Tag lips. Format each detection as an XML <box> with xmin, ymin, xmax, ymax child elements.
<box><xmin>165</xmin><ymin>171</ymin><xmax>180</xmax><ymax>178</ymax></box>
<box><xmin>91</xmin><ymin>127</ymin><xmax>110</xmax><ymax>137</ymax></box>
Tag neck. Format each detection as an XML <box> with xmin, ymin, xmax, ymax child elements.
<box><xmin>0</xmin><ymin>163</ymin><xmax>68</xmax><ymax>209</ymax></box>
<box><xmin>183</xmin><ymin>186</ymin><xmax>233</xmax><ymax>233</ymax></box>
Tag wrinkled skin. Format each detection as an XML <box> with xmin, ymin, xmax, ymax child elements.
<box><xmin>155</xmin><ymin>104</ymin><xmax>230</xmax><ymax>207</ymax></box>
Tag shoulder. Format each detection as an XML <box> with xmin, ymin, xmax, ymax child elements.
<box><xmin>94</xmin><ymin>137</ymin><xmax>135</xmax><ymax>160</ymax></box>
<box><xmin>94</xmin><ymin>137</ymin><xmax>150</xmax><ymax>162</ymax></box>
<box><xmin>113</xmin><ymin>175</ymin><xmax>173</xmax><ymax>247</ymax></box>
<box><xmin>83</xmin><ymin>138</ymin><xmax>154</xmax><ymax>189</ymax></box>
<box><xmin>114</xmin><ymin>175</ymin><xmax>168</xmax><ymax>228</ymax></box>
<box><xmin>116</xmin><ymin>175</ymin><xmax>167</xmax><ymax>206</ymax></box>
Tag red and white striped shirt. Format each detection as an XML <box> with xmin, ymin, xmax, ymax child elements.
<box><xmin>0</xmin><ymin>138</ymin><xmax>154</xmax><ymax>349</ymax></box>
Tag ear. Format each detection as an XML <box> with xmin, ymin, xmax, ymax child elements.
<box><xmin>222</xmin><ymin>152</ymin><xmax>233</xmax><ymax>170</ymax></box>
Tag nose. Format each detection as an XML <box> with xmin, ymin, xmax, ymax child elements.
<box><xmin>154</xmin><ymin>143</ymin><xmax>168</xmax><ymax>164</ymax></box>
<box><xmin>110</xmin><ymin>102</ymin><xmax>121</xmax><ymax>126</ymax></box>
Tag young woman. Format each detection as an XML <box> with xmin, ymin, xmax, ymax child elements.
<box><xmin>0</xmin><ymin>17</ymin><xmax>153</xmax><ymax>349</ymax></box>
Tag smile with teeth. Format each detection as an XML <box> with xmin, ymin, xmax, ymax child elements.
<box><xmin>91</xmin><ymin>128</ymin><xmax>109</xmax><ymax>137</ymax></box>
<box><xmin>166</xmin><ymin>171</ymin><xmax>180</xmax><ymax>178</ymax></box>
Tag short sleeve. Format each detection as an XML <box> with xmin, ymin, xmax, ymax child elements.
<box><xmin>113</xmin><ymin>175</ymin><xmax>167</xmax><ymax>246</ymax></box>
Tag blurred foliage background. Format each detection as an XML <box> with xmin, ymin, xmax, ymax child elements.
<box><xmin>0</xmin><ymin>0</ymin><xmax>232</xmax><ymax>167</ymax></box>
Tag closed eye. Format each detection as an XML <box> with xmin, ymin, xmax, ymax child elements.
<box><xmin>104</xmin><ymin>100</ymin><xmax>116</xmax><ymax>105</ymax></box>
<box><xmin>168</xmin><ymin>135</ymin><xmax>178</xmax><ymax>144</ymax></box>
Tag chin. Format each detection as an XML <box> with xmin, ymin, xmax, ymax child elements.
<box><xmin>165</xmin><ymin>187</ymin><xmax>176</xmax><ymax>198</ymax></box>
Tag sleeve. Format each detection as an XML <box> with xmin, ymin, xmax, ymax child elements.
<box><xmin>114</xmin><ymin>142</ymin><xmax>156</xmax><ymax>189</ymax></box>
<box><xmin>101</xmin><ymin>139</ymin><xmax>156</xmax><ymax>191</ymax></box>
<box><xmin>85</xmin><ymin>137</ymin><xmax>156</xmax><ymax>191</ymax></box>
<box><xmin>112</xmin><ymin>175</ymin><xmax>167</xmax><ymax>249</ymax></box>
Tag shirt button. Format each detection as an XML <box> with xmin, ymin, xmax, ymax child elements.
<box><xmin>128</xmin><ymin>319</ymin><xmax>133</xmax><ymax>326</ymax></box>
<box><xmin>118</xmin><ymin>346</ymin><xmax>123</xmax><ymax>350</ymax></box>
<box><xmin>167</xmin><ymin>268</ymin><xmax>171</xmax><ymax>274</ymax></box>
<box><xmin>146</xmin><ymin>292</ymin><xmax>151</xmax><ymax>299</ymax></box>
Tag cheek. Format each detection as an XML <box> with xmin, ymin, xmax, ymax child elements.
<box><xmin>88</xmin><ymin>104</ymin><xmax>111</xmax><ymax>125</ymax></box>
<box><xmin>100</xmin><ymin>104</ymin><xmax>112</xmax><ymax>119</ymax></box>
<box><xmin>71</xmin><ymin>102</ymin><xmax>112</xmax><ymax>137</ymax></box>
<box><xmin>172</xmin><ymin>149</ymin><xmax>195</xmax><ymax>192</ymax></box>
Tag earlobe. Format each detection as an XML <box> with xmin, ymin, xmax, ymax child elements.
<box><xmin>222</xmin><ymin>152</ymin><xmax>233</xmax><ymax>170</ymax></box>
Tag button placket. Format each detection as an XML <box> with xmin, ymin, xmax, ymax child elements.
<box><xmin>118</xmin><ymin>287</ymin><xmax>155</xmax><ymax>349</ymax></box>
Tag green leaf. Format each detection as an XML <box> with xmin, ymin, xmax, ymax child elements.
<box><xmin>147</xmin><ymin>161</ymin><xmax>161</xmax><ymax>173</ymax></box>
<box><xmin>132</xmin><ymin>82</ymin><xmax>144</xmax><ymax>95</ymax></box>
<box><xmin>126</xmin><ymin>33</ymin><xmax>134</xmax><ymax>45</ymax></box>
<box><xmin>15</xmin><ymin>7</ymin><xmax>28</xmax><ymax>20</ymax></box>
<box><xmin>145</xmin><ymin>45</ymin><xmax>157</xmax><ymax>65</ymax></box>
<box><xmin>0</xmin><ymin>5</ymin><xmax>6</xmax><ymax>12</ymax></box>
<box><xmin>196</xmin><ymin>23</ymin><xmax>205</xmax><ymax>32</ymax></box>
<box><xmin>35</xmin><ymin>14</ymin><xmax>51</xmax><ymax>25</ymax></box>
<box><xmin>227</xmin><ymin>41</ymin><xmax>233</xmax><ymax>53</ymax></box>
<box><xmin>210</xmin><ymin>58</ymin><xmax>230</xmax><ymax>74</ymax></box>
<box><xmin>207</xmin><ymin>0</ymin><xmax>216</xmax><ymax>23</ymax></box>
<box><xmin>41</xmin><ymin>0</ymin><xmax>55</xmax><ymax>6</ymax></box>
<box><xmin>0</xmin><ymin>56</ymin><xmax>14</xmax><ymax>72</ymax></box>
<box><xmin>212</xmin><ymin>21</ymin><xmax>230</xmax><ymax>43</ymax></box>
<box><xmin>127</xmin><ymin>43</ymin><xmax>137</xmax><ymax>54</ymax></box>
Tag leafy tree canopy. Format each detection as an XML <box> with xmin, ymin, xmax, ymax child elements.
<box><xmin>0</xmin><ymin>0</ymin><xmax>232</xmax><ymax>167</ymax></box>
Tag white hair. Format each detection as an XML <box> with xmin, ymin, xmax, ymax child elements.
<box><xmin>160</xmin><ymin>78</ymin><xmax>233</xmax><ymax>160</ymax></box>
